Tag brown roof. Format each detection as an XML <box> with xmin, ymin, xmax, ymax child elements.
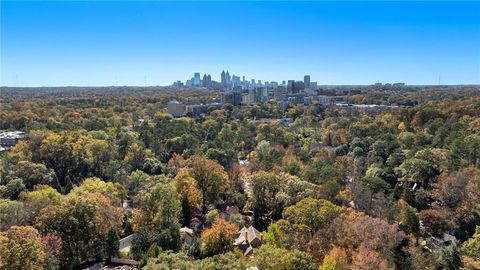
<box><xmin>246</xmin><ymin>226</ymin><xmax>262</xmax><ymax>243</ymax></box>
<box><xmin>233</xmin><ymin>226</ymin><xmax>263</xmax><ymax>252</ymax></box>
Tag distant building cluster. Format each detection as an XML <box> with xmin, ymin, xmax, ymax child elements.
<box><xmin>167</xmin><ymin>100</ymin><xmax>223</xmax><ymax>117</ymax></box>
<box><xmin>373</xmin><ymin>82</ymin><xmax>406</xmax><ymax>89</ymax></box>
<box><xmin>171</xmin><ymin>70</ymin><xmax>329</xmax><ymax>108</ymax></box>
<box><xmin>173</xmin><ymin>70</ymin><xmax>318</xmax><ymax>92</ymax></box>
<box><xmin>0</xmin><ymin>130</ymin><xmax>26</xmax><ymax>151</ymax></box>
<box><xmin>168</xmin><ymin>70</ymin><xmax>405</xmax><ymax>118</ymax></box>
<box><xmin>217</xmin><ymin>73</ymin><xmax>339</xmax><ymax>109</ymax></box>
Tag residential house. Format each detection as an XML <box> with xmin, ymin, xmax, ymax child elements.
<box><xmin>233</xmin><ymin>226</ymin><xmax>263</xmax><ymax>256</ymax></box>
<box><xmin>180</xmin><ymin>227</ymin><xmax>194</xmax><ymax>245</ymax></box>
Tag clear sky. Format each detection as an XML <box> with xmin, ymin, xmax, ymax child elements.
<box><xmin>1</xmin><ymin>1</ymin><xmax>480</xmax><ymax>86</ymax></box>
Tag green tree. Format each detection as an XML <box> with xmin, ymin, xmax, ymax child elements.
<box><xmin>448</xmin><ymin>138</ymin><xmax>468</xmax><ymax>171</ymax></box>
<box><xmin>263</xmin><ymin>223</ymin><xmax>285</xmax><ymax>248</ymax></box>
<box><xmin>199</xmin><ymin>252</ymin><xmax>246</xmax><ymax>270</ymax></box>
<box><xmin>142</xmin><ymin>157</ymin><xmax>165</xmax><ymax>175</ymax></box>
<box><xmin>166</xmin><ymin>134</ymin><xmax>200</xmax><ymax>156</ymax></box>
<box><xmin>0</xmin><ymin>199</ymin><xmax>26</xmax><ymax>231</ymax></box>
<box><xmin>0</xmin><ymin>178</ymin><xmax>26</xmax><ymax>199</ymax></box>
<box><xmin>395</xmin><ymin>148</ymin><xmax>447</xmax><ymax>186</ymax></box>
<box><xmin>183</xmin><ymin>155</ymin><xmax>228</xmax><ymax>213</ymax></box>
<box><xmin>253</xmin><ymin>140</ymin><xmax>283</xmax><ymax>170</ymax></box>
<box><xmin>434</xmin><ymin>241</ymin><xmax>462</xmax><ymax>270</ymax></box>
<box><xmin>9</xmin><ymin>161</ymin><xmax>58</xmax><ymax>190</ymax></box>
<box><xmin>157</xmin><ymin>223</ymin><xmax>181</xmax><ymax>252</ymax></box>
<box><xmin>105</xmin><ymin>228</ymin><xmax>120</xmax><ymax>260</ymax></box>
<box><xmin>285</xmin><ymin>250</ymin><xmax>317</xmax><ymax>270</ymax></box>
<box><xmin>397</xmin><ymin>200</ymin><xmax>419</xmax><ymax>235</ymax></box>
<box><xmin>181</xmin><ymin>194</ymin><xmax>192</xmax><ymax>227</ymax></box>
<box><xmin>462</xmin><ymin>226</ymin><xmax>480</xmax><ymax>260</ymax></box>
<box><xmin>70</xmin><ymin>177</ymin><xmax>125</xmax><ymax>204</ymax></box>
<box><xmin>131</xmin><ymin>227</ymin><xmax>160</xmax><ymax>260</ymax></box>
<box><xmin>248</xmin><ymin>171</ymin><xmax>283</xmax><ymax>230</ymax></box>
<box><xmin>247</xmin><ymin>171</ymin><xmax>324</xmax><ymax>230</ymax></box>
<box><xmin>133</xmin><ymin>182</ymin><xmax>180</xmax><ymax>229</ymax></box>
<box><xmin>282</xmin><ymin>198</ymin><xmax>344</xmax><ymax>235</ymax></box>
<box><xmin>251</xmin><ymin>245</ymin><xmax>289</xmax><ymax>270</ymax></box>
<box><xmin>361</xmin><ymin>176</ymin><xmax>390</xmax><ymax>194</ymax></box>
<box><xmin>303</xmin><ymin>159</ymin><xmax>339</xmax><ymax>185</ymax></box>
<box><xmin>20</xmin><ymin>185</ymin><xmax>62</xmax><ymax>224</ymax></box>
<box><xmin>0</xmin><ymin>226</ymin><xmax>45</xmax><ymax>270</ymax></box>
<box><xmin>142</xmin><ymin>251</ymin><xmax>195</xmax><ymax>270</ymax></box>
<box><xmin>205</xmin><ymin>209</ymin><xmax>220</xmax><ymax>226</ymax></box>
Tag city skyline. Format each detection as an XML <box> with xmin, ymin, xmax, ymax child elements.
<box><xmin>2</xmin><ymin>1</ymin><xmax>480</xmax><ymax>86</ymax></box>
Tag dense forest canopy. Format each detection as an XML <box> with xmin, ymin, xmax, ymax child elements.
<box><xmin>0</xmin><ymin>86</ymin><xmax>479</xmax><ymax>270</ymax></box>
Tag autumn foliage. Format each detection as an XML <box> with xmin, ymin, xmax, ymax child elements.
<box><xmin>201</xmin><ymin>218</ymin><xmax>239</xmax><ymax>256</ymax></box>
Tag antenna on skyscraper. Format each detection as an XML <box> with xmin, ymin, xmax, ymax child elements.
<box><xmin>438</xmin><ymin>74</ymin><xmax>441</xmax><ymax>85</ymax></box>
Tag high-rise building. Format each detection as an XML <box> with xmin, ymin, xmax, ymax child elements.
<box><xmin>202</xmin><ymin>74</ymin><xmax>208</xmax><ymax>87</ymax></box>
<box><xmin>207</xmin><ymin>75</ymin><xmax>212</xmax><ymax>87</ymax></box>
<box><xmin>221</xmin><ymin>92</ymin><xmax>242</xmax><ymax>106</ymax></box>
<box><xmin>221</xmin><ymin>70</ymin><xmax>226</xmax><ymax>86</ymax></box>
<box><xmin>249</xmin><ymin>88</ymin><xmax>257</xmax><ymax>102</ymax></box>
<box><xmin>248</xmin><ymin>88</ymin><xmax>267</xmax><ymax>102</ymax></box>
<box><xmin>287</xmin><ymin>80</ymin><xmax>305</xmax><ymax>93</ymax></box>
<box><xmin>274</xmin><ymin>88</ymin><xmax>286</xmax><ymax>101</ymax></box>
<box><xmin>287</xmin><ymin>80</ymin><xmax>295</xmax><ymax>93</ymax></box>
<box><xmin>173</xmin><ymin>80</ymin><xmax>183</xmax><ymax>87</ymax></box>
<box><xmin>193</xmin><ymin>72</ymin><xmax>201</xmax><ymax>87</ymax></box>
<box><xmin>226</xmin><ymin>71</ymin><xmax>231</xmax><ymax>85</ymax></box>
<box><xmin>304</xmin><ymin>75</ymin><xmax>311</xmax><ymax>89</ymax></box>
<box><xmin>294</xmin><ymin>81</ymin><xmax>305</xmax><ymax>92</ymax></box>
<box><xmin>260</xmin><ymin>87</ymin><xmax>268</xmax><ymax>101</ymax></box>
<box><xmin>232</xmin><ymin>75</ymin><xmax>241</xmax><ymax>88</ymax></box>
<box><xmin>241</xmin><ymin>93</ymin><xmax>251</xmax><ymax>104</ymax></box>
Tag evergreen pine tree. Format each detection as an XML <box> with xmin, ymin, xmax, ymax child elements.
<box><xmin>105</xmin><ymin>228</ymin><xmax>120</xmax><ymax>261</ymax></box>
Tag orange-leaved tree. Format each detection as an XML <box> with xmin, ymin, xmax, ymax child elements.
<box><xmin>201</xmin><ymin>218</ymin><xmax>239</xmax><ymax>257</ymax></box>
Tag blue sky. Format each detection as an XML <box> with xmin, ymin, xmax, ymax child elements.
<box><xmin>1</xmin><ymin>1</ymin><xmax>479</xmax><ymax>86</ymax></box>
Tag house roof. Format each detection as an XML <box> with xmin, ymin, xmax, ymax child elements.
<box><xmin>234</xmin><ymin>226</ymin><xmax>262</xmax><ymax>247</ymax></box>
<box><xmin>180</xmin><ymin>227</ymin><xmax>194</xmax><ymax>235</ymax></box>
<box><xmin>246</xmin><ymin>226</ymin><xmax>262</xmax><ymax>243</ymax></box>
<box><xmin>234</xmin><ymin>234</ymin><xmax>247</xmax><ymax>246</ymax></box>
<box><xmin>244</xmin><ymin>245</ymin><xmax>254</xmax><ymax>256</ymax></box>
<box><xmin>237</xmin><ymin>226</ymin><xmax>248</xmax><ymax>236</ymax></box>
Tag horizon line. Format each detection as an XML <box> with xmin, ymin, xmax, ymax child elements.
<box><xmin>2</xmin><ymin>84</ymin><xmax>480</xmax><ymax>88</ymax></box>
